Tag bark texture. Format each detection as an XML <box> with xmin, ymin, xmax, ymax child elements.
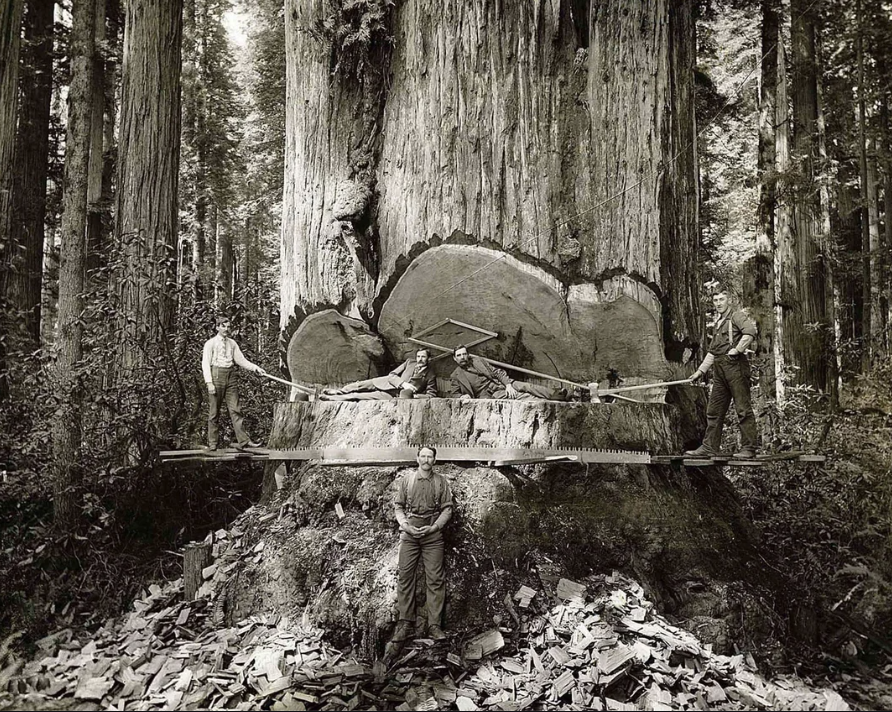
<box><xmin>0</xmin><ymin>0</ymin><xmax>24</xmax><ymax>276</ymax></box>
<box><xmin>7</xmin><ymin>0</ymin><xmax>54</xmax><ymax>342</ymax></box>
<box><xmin>53</xmin><ymin>0</ymin><xmax>96</xmax><ymax>529</ymax></box>
<box><xmin>115</xmin><ymin>0</ymin><xmax>183</xmax><ymax>370</ymax></box>
<box><xmin>0</xmin><ymin>0</ymin><xmax>25</xmax><ymax>396</ymax></box>
<box><xmin>786</xmin><ymin>2</ymin><xmax>827</xmax><ymax>390</ymax></box>
<box><xmin>282</xmin><ymin>0</ymin><xmax>701</xmax><ymax>365</ymax></box>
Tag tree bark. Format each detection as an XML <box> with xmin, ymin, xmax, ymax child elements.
<box><xmin>216</xmin><ymin>220</ymin><xmax>232</xmax><ymax>305</ymax></box>
<box><xmin>7</xmin><ymin>0</ymin><xmax>54</xmax><ymax>344</ymax></box>
<box><xmin>774</xmin><ymin>39</ymin><xmax>792</xmax><ymax>404</ymax></box>
<box><xmin>184</xmin><ymin>541</ymin><xmax>212</xmax><ymax>601</ymax></box>
<box><xmin>856</xmin><ymin>2</ymin><xmax>871</xmax><ymax>370</ymax></box>
<box><xmin>0</xmin><ymin>0</ymin><xmax>25</xmax><ymax>398</ymax></box>
<box><xmin>53</xmin><ymin>0</ymin><xmax>96</xmax><ymax>530</ymax></box>
<box><xmin>115</xmin><ymin>0</ymin><xmax>183</xmax><ymax>373</ymax></box>
<box><xmin>787</xmin><ymin>0</ymin><xmax>827</xmax><ymax>391</ymax></box>
<box><xmin>282</xmin><ymin>0</ymin><xmax>701</xmax><ymax>360</ymax></box>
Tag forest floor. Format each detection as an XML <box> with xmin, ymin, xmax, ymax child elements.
<box><xmin>2</xmin><ymin>565</ymin><xmax>889</xmax><ymax>712</ymax></box>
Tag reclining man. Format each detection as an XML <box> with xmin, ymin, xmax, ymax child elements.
<box><xmin>320</xmin><ymin>347</ymin><xmax>437</xmax><ymax>401</ymax></box>
<box><xmin>447</xmin><ymin>345</ymin><xmax>568</xmax><ymax>401</ymax></box>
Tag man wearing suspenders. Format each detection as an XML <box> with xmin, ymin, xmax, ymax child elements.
<box><xmin>686</xmin><ymin>289</ymin><xmax>760</xmax><ymax>459</ymax></box>
<box><xmin>392</xmin><ymin>446</ymin><xmax>454</xmax><ymax>641</ymax></box>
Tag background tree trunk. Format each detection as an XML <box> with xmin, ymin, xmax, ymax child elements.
<box><xmin>787</xmin><ymin>0</ymin><xmax>827</xmax><ymax>390</ymax></box>
<box><xmin>282</xmin><ymin>0</ymin><xmax>701</xmax><ymax>367</ymax></box>
<box><xmin>53</xmin><ymin>0</ymin><xmax>96</xmax><ymax>530</ymax></box>
<box><xmin>7</xmin><ymin>0</ymin><xmax>54</xmax><ymax>344</ymax></box>
<box><xmin>0</xmin><ymin>0</ymin><xmax>25</xmax><ymax>399</ymax></box>
<box><xmin>857</xmin><ymin>0</ymin><xmax>871</xmax><ymax>370</ymax></box>
<box><xmin>115</xmin><ymin>0</ymin><xmax>183</xmax><ymax>372</ymax></box>
<box><xmin>774</xmin><ymin>40</ymin><xmax>792</xmax><ymax>404</ymax></box>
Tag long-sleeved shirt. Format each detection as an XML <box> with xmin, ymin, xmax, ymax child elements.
<box><xmin>201</xmin><ymin>335</ymin><xmax>259</xmax><ymax>383</ymax></box>
<box><xmin>448</xmin><ymin>355</ymin><xmax>512</xmax><ymax>398</ymax></box>
<box><xmin>389</xmin><ymin>359</ymin><xmax>437</xmax><ymax>396</ymax></box>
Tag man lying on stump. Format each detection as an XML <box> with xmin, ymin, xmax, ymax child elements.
<box><xmin>392</xmin><ymin>446</ymin><xmax>453</xmax><ymax>642</ymax></box>
<box><xmin>448</xmin><ymin>345</ymin><xmax>568</xmax><ymax>401</ymax></box>
<box><xmin>320</xmin><ymin>347</ymin><xmax>437</xmax><ymax>401</ymax></box>
<box><xmin>686</xmin><ymin>289</ymin><xmax>759</xmax><ymax>459</ymax></box>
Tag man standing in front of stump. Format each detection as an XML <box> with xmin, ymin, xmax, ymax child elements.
<box><xmin>392</xmin><ymin>446</ymin><xmax>453</xmax><ymax>642</ymax></box>
<box><xmin>686</xmin><ymin>289</ymin><xmax>759</xmax><ymax>459</ymax></box>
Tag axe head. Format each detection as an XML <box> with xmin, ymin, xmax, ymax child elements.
<box><xmin>588</xmin><ymin>382</ymin><xmax>601</xmax><ymax>404</ymax></box>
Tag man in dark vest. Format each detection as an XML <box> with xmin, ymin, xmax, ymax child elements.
<box><xmin>320</xmin><ymin>347</ymin><xmax>438</xmax><ymax>400</ymax></box>
<box><xmin>392</xmin><ymin>446</ymin><xmax>453</xmax><ymax>642</ymax></box>
<box><xmin>447</xmin><ymin>345</ymin><xmax>568</xmax><ymax>401</ymax></box>
<box><xmin>686</xmin><ymin>289</ymin><xmax>759</xmax><ymax>458</ymax></box>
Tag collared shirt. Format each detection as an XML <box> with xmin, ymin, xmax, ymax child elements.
<box><xmin>708</xmin><ymin>309</ymin><xmax>757</xmax><ymax>356</ymax></box>
<box><xmin>201</xmin><ymin>335</ymin><xmax>254</xmax><ymax>383</ymax></box>
<box><xmin>395</xmin><ymin>471</ymin><xmax>453</xmax><ymax>518</ymax></box>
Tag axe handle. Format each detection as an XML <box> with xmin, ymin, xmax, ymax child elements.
<box><xmin>259</xmin><ymin>372</ymin><xmax>315</xmax><ymax>394</ymax></box>
<box><xmin>598</xmin><ymin>379</ymin><xmax>694</xmax><ymax>395</ymax></box>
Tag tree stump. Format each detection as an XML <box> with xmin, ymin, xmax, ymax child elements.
<box><xmin>184</xmin><ymin>541</ymin><xmax>212</xmax><ymax>601</ymax></box>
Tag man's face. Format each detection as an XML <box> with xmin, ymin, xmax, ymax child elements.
<box><xmin>713</xmin><ymin>293</ymin><xmax>729</xmax><ymax>315</ymax></box>
<box><xmin>417</xmin><ymin>447</ymin><xmax>436</xmax><ymax>471</ymax></box>
<box><xmin>416</xmin><ymin>350</ymin><xmax>429</xmax><ymax>367</ymax></box>
<box><xmin>217</xmin><ymin>321</ymin><xmax>231</xmax><ymax>337</ymax></box>
<box><xmin>454</xmin><ymin>348</ymin><xmax>469</xmax><ymax>367</ymax></box>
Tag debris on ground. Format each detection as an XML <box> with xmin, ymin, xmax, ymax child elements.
<box><xmin>0</xmin><ymin>549</ymin><xmax>853</xmax><ymax>710</ymax></box>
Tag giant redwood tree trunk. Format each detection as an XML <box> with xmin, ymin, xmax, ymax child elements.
<box><xmin>53</xmin><ymin>0</ymin><xmax>96</xmax><ymax>530</ymax></box>
<box><xmin>281</xmin><ymin>0</ymin><xmax>700</xmax><ymax>384</ymax></box>
<box><xmin>8</xmin><ymin>0</ymin><xmax>54</xmax><ymax>344</ymax></box>
<box><xmin>115</xmin><ymin>0</ymin><xmax>183</xmax><ymax>372</ymax></box>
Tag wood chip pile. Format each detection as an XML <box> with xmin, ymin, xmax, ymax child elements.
<box><xmin>0</xmin><ymin>543</ymin><xmax>852</xmax><ymax>710</ymax></box>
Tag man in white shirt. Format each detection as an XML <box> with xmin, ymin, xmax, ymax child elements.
<box><xmin>201</xmin><ymin>316</ymin><xmax>266</xmax><ymax>450</ymax></box>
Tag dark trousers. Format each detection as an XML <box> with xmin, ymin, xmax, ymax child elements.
<box><xmin>326</xmin><ymin>375</ymin><xmax>431</xmax><ymax>401</ymax></box>
<box><xmin>208</xmin><ymin>367</ymin><xmax>251</xmax><ymax>447</ymax></box>
<box><xmin>397</xmin><ymin>529</ymin><xmax>445</xmax><ymax>626</ymax></box>
<box><xmin>703</xmin><ymin>355</ymin><xmax>758</xmax><ymax>451</ymax></box>
<box><xmin>492</xmin><ymin>381</ymin><xmax>566</xmax><ymax>401</ymax></box>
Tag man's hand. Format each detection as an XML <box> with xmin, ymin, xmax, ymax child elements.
<box><xmin>254</xmin><ymin>365</ymin><xmax>267</xmax><ymax>375</ymax></box>
<box><xmin>727</xmin><ymin>348</ymin><xmax>740</xmax><ymax>359</ymax></box>
<box><xmin>505</xmin><ymin>382</ymin><xmax>519</xmax><ymax>398</ymax></box>
<box><xmin>401</xmin><ymin>382</ymin><xmax>417</xmax><ymax>392</ymax></box>
<box><xmin>459</xmin><ymin>394</ymin><xmax>472</xmax><ymax>402</ymax></box>
<box><xmin>206</xmin><ymin>382</ymin><xmax>216</xmax><ymax>395</ymax></box>
<box><xmin>689</xmin><ymin>370</ymin><xmax>703</xmax><ymax>383</ymax></box>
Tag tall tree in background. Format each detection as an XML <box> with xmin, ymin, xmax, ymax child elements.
<box><xmin>86</xmin><ymin>0</ymin><xmax>121</xmax><ymax>275</ymax></box>
<box><xmin>181</xmin><ymin>0</ymin><xmax>242</xmax><ymax>303</ymax></box>
<box><xmin>7</xmin><ymin>0</ymin><xmax>54</xmax><ymax>344</ymax></box>
<box><xmin>53</xmin><ymin>0</ymin><xmax>96</xmax><ymax>529</ymax></box>
<box><xmin>785</xmin><ymin>0</ymin><xmax>829</xmax><ymax>391</ymax></box>
<box><xmin>115</xmin><ymin>0</ymin><xmax>183</xmax><ymax>377</ymax></box>
<box><xmin>0</xmin><ymin>0</ymin><xmax>25</xmax><ymax>398</ymax></box>
<box><xmin>773</xmin><ymin>18</ymin><xmax>792</xmax><ymax>403</ymax></box>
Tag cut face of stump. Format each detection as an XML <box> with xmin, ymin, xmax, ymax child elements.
<box><xmin>286</xmin><ymin>309</ymin><xmax>389</xmax><ymax>386</ymax></box>
<box><xmin>377</xmin><ymin>245</ymin><xmax>670</xmax><ymax>388</ymax></box>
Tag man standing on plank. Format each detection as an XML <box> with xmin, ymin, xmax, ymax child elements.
<box><xmin>201</xmin><ymin>316</ymin><xmax>266</xmax><ymax>450</ymax></box>
<box><xmin>392</xmin><ymin>446</ymin><xmax>453</xmax><ymax>642</ymax></box>
<box><xmin>320</xmin><ymin>347</ymin><xmax>437</xmax><ymax>400</ymax></box>
<box><xmin>448</xmin><ymin>345</ymin><xmax>568</xmax><ymax>401</ymax></box>
<box><xmin>685</xmin><ymin>289</ymin><xmax>759</xmax><ymax>459</ymax></box>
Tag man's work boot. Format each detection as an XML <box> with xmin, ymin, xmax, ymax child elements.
<box><xmin>391</xmin><ymin>620</ymin><xmax>413</xmax><ymax>642</ymax></box>
<box><xmin>684</xmin><ymin>444</ymin><xmax>717</xmax><ymax>458</ymax></box>
<box><xmin>428</xmin><ymin>625</ymin><xmax>447</xmax><ymax>641</ymax></box>
<box><xmin>732</xmin><ymin>449</ymin><xmax>756</xmax><ymax>459</ymax></box>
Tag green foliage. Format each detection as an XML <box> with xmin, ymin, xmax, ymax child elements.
<box><xmin>308</xmin><ymin>0</ymin><xmax>394</xmax><ymax>81</ymax></box>
<box><xmin>733</xmin><ymin>386</ymin><xmax>892</xmax><ymax>648</ymax></box>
